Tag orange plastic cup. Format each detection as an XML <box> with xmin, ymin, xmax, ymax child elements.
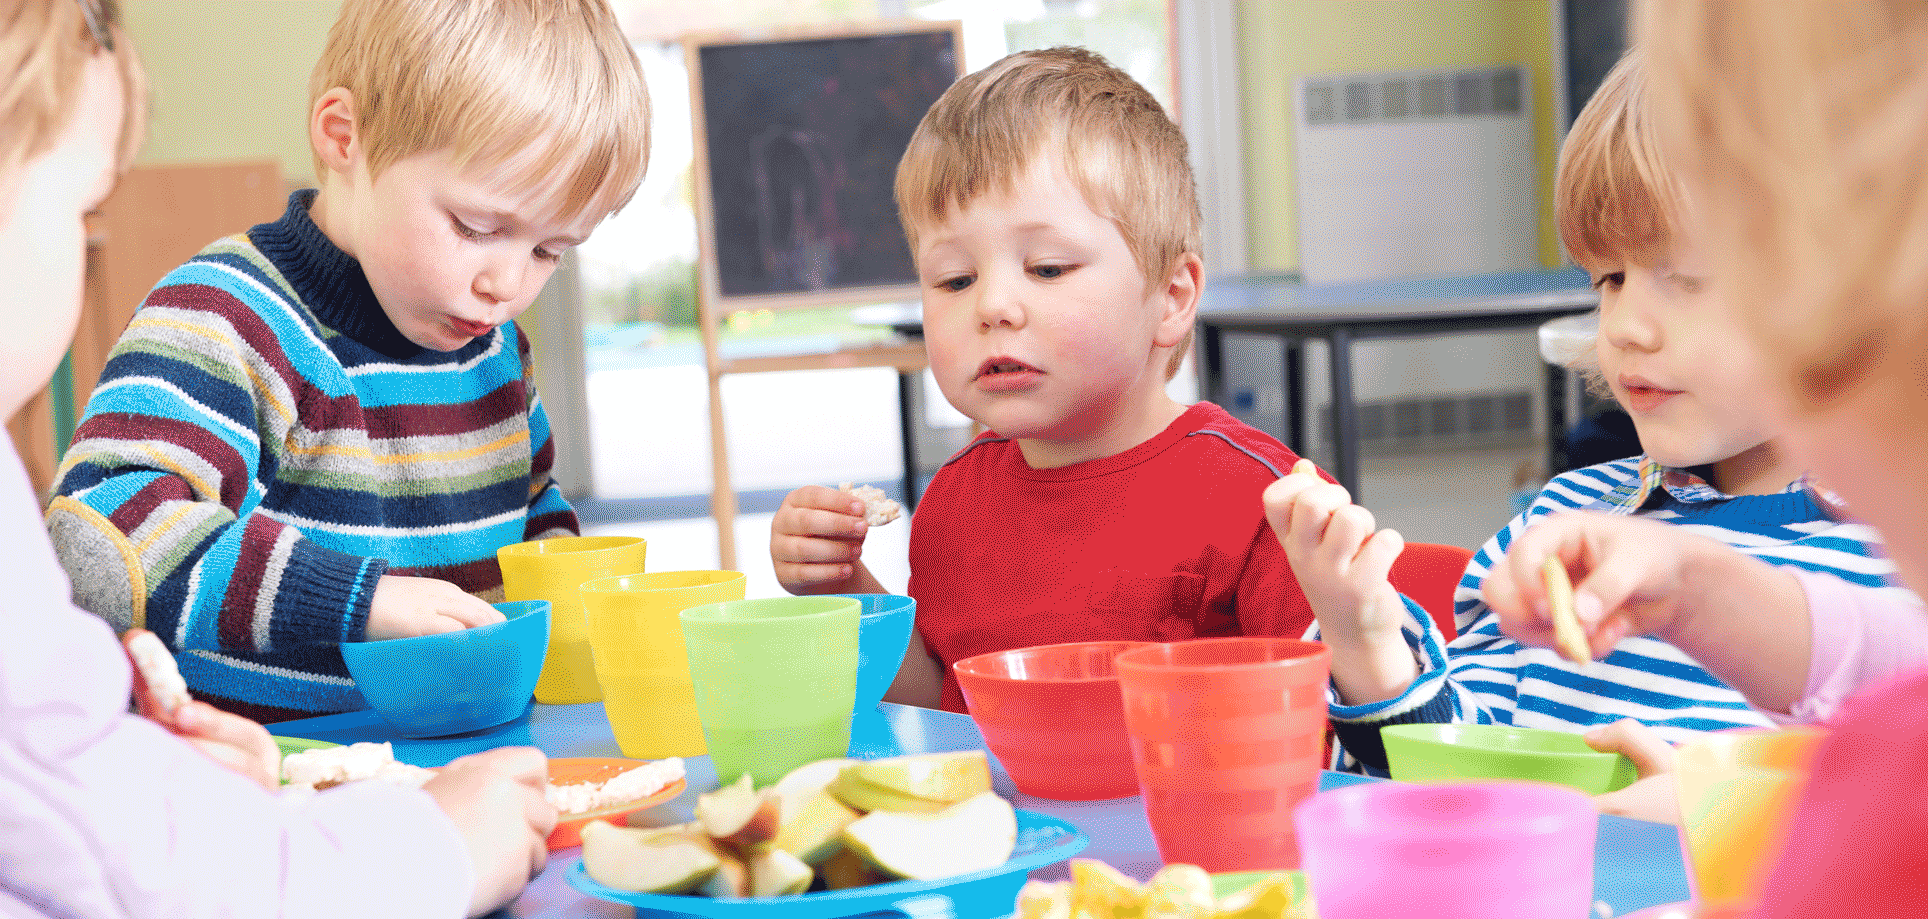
<box><xmin>1115</xmin><ymin>637</ymin><xmax>1332</xmax><ymax>872</ymax></box>
<box><xmin>579</xmin><ymin>570</ymin><xmax>745</xmax><ymax>759</ymax></box>
<box><xmin>498</xmin><ymin>536</ymin><xmax>648</xmax><ymax>704</ymax></box>
<box><xmin>1675</xmin><ymin>725</ymin><xmax>1827</xmax><ymax>914</ymax></box>
<box><xmin>953</xmin><ymin>640</ymin><xmax>1152</xmax><ymax>800</ymax></box>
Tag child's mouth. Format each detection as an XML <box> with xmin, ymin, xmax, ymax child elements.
<box><xmin>974</xmin><ymin>359</ymin><xmax>1039</xmax><ymax>380</ymax></box>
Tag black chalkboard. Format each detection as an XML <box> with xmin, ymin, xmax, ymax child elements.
<box><xmin>1558</xmin><ymin>0</ymin><xmax>1628</xmax><ymax>131</ymax></box>
<box><xmin>687</xmin><ymin>23</ymin><xmax>963</xmax><ymax>307</ymax></box>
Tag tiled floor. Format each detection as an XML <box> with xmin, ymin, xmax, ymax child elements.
<box><xmin>582</xmin><ymin>441</ymin><xmax>1540</xmax><ymax>601</ymax></box>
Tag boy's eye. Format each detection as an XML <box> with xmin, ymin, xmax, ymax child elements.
<box><xmin>1031</xmin><ymin>264</ymin><xmax>1072</xmax><ymax>280</ymax></box>
<box><xmin>1591</xmin><ymin>271</ymin><xmax>1625</xmax><ymax>291</ymax></box>
<box><xmin>936</xmin><ymin>275</ymin><xmax>973</xmax><ymax>293</ymax></box>
<box><xmin>1672</xmin><ymin>274</ymin><xmax>1706</xmax><ymax>294</ymax></box>
<box><xmin>450</xmin><ymin>215</ymin><xmax>487</xmax><ymax>240</ymax></box>
<box><xmin>535</xmin><ymin>247</ymin><xmax>562</xmax><ymax>262</ymax></box>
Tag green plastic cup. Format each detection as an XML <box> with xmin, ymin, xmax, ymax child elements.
<box><xmin>1380</xmin><ymin>723</ymin><xmax>1638</xmax><ymax>795</ymax></box>
<box><xmin>680</xmin><ymin>596</ymin><xmax>861</xmax><ymax>786</ymax></box>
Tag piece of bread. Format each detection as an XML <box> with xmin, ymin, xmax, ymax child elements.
<box><xmin>839</xmin><ymin>483</ymin><xmax>902</xmax><ymax>527</ymax></box>
<box><xmin>125</xmin><ymin>630</ymin><xmax>190</xmax><ymax>715</ymax></box>
<box><xmin>1541</xmin><ymin>557</ymin><xmax>1592</xmax><ymax>667</ymax></box>
<box><xmin>282</xmin><ymin>741</ymin><xmax>435</xmax><ymax>791</ymax></box>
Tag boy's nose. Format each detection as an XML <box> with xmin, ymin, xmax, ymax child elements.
<box><xmin>474</xmin><ymin>259</ymin><xmax>527</xmax><ymax>306</ymax></box>
<box><xmin>973</xmin><ymin>274</ymin><xmax>1025</xmax><ymax>329</ymax></box>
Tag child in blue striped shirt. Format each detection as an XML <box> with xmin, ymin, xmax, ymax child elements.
<box><xmin>1262</xmin><ymin>51</ymin><xmax>1919</xmax><ymax>819</ymax></box>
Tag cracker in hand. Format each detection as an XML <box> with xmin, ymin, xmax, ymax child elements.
<box><xmin>839</xmin><ymin>482</ymin><xmax>902</xmax><ymax>527</ymax></box>
<box><xmin>1540</xmin><ymin>556</ymin><xmax>1592</xmax><ymax>666</ymax></box>
<box><xmin>125</xmin><ymin>629</ymin><xmax>190</xmax><ymax>715</ymax></box>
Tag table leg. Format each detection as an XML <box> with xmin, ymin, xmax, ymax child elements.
<box><xmin>1545</xmin><ymin>362</ymin><xmax>1569</xmax><ymax>479</ymax></box>
<box><xmin>1201</xmin><ymin>323</ymin><xmax>1226</xmax><ymax>408</ymax></box>
<box><xmin>1285</xmin><ymin>340</ymin><xmax>1305</xmax><ymax>455</ymax></box>
<box><xmin>1328</xmin><ymin>328</ymin><xmax>1360</xmax><ymax>497</ymax></box>
<box><xmin>898</xmin><ymin>371</ymin><xmax>919</xmax><ymax>511</ymax></box>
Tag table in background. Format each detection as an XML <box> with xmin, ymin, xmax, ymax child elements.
<box><xmin>273</xmin><ymin>701</ymin><xmax>1689</xmax><ymax>918</ymax></box>
<box><xmin>1197</xmin><ymin>267</ymin><xmax>1599</xmax><ymax>498</ymax></box>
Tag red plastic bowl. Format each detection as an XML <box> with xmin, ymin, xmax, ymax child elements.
<box><xmin>953</xmin><ymin>640</ymin><xmax>1151</xmax><ymax>800</ymax></box>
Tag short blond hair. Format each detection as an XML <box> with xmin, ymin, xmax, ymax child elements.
<box><xmin>1639</xmin><ymin>0</ymin><xmax>1928</xmax><ymax>412</ymax></box>
<box><xmin>1555</xmin><ymin>51</ymin><xmax>1684</xmax><ymax>276</ymax></box>
<box><xmin>0</xmin><ymin>0</ymin><xmax>145</xmax><ymax>180</ymax></box>
<box><xmin>310</xmin><ymin>0</ymin><xmax>650</xmax><ymax>224</ymax></box>
<box><xmin>895</xmin><ymin>47</ymin><xmax>1200</xmax><ymax>379</ymax></box>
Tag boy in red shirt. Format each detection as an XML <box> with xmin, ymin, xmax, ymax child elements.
<box><xmin>770</xmin><ymin>47</ymin><xmax>1322</xmax><ymax>711</ymax></box>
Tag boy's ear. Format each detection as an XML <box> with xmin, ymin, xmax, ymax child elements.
<box><xmin>310</xmin><ymin>88</ymin><xmax>360</xmax><ymax>179</ymax></box>
<box><xmin>1152</xmin><ymin>251</ymin><xmax>1203</xmax><ymax>348</ymax></box>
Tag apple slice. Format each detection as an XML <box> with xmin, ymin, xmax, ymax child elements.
<box><xmin>695</xmin><ymin>773</ymin><xmax>780</xmax><ymax>847</ymax></box>
<box><xmin>580</xmin><ymin>821</ymin><xmax>721</xmax><ymax>894</ymax></box>
<box><xmin>840</xmin><ymin>790</ymin><xmax>1017</xmax><ymax>881</ymax></box>
<box><xmin>771</xmin><ymin>757</ymin><xmax>856</xmax><ymax>823</ymax></box>
<box><xmin>747</xmin><ymin>846</ymin><xmax>814</xmax><ymax>897</ymax></box>
<box><xmin>846</xmin><ymin>751</ymin><xmax>991</xmax><ymax>805</ymax></box>
<box><xmin>1144</xmin><ymin>862</ymin><xmax>1214</xmax><ymax>919</ymax></box>
<box><xmin>769</xmin><ymin>787</ymin><xmax>861</xmax><ymax>865</ymax></box>
<box><xmin>702</xmin><ymin>851</ymin><xmax>750</xmax><ymax>899</ymax></box>
<box><xmin>829</xmin><ymin>771</ymin><xmax>951</xmax><ymax>814</ymax></box>
<box><xmin>1017</xmin><ymin>879</ymin><xmax>1072</xmax><ymax>919</ymax></box>
<box><xmin>1069</xmin><ymin>858</ymin><xmax>1144</xmax><ymax>919</ymax></box>
<box><xmin>819</xmin><ymin>847</ymin><xmax>891</xmax><ymax>890</ymax></box>
<box><xmin>1214</xmin><ymin>875</ymin><xmax>1310</xmax><ymax>919</ymax></box>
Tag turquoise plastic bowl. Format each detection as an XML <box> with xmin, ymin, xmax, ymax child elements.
<box><xmin>1381</xmin><ymin>723</ymin><xmax>1638</xmax><ymax>795</ymax></box>
<box><xmin>829</xmin><ymin>593</ymin><xmax>916</xmax><ymax>715</ymax></box>
<box><xmin>341</xmin><ymin>600</ymin><xmax>550</xmax><ymax>738</ymax></box>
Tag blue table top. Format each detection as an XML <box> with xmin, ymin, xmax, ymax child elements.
<box><xmin>273</xmin><ymin>701</ymin><xmax>1689</xmax><ymax>917</ymax></box>
<box><xmin>1198</xmin><ymin>265</ymin><xmax>1598</xmax><ymax>324</ymax></box>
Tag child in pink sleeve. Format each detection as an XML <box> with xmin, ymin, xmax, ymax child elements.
<box><xmin>0</xmin><ymin>2</ymin><xmax>562</xmax><ymax>915</ymax></box>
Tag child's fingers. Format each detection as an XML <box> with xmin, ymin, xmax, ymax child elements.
<box><xmin>1355</xmin><ymin>526</ymin><xmax>1406</xmax><ymax>584</ymax></box>
<box><xmin>440</xmin><ymin>593</ymin><xmax>508</xmax><ymax>630</ymax></box>
<box><xmin>1584</xmin><ymin>717</ymin><xmax>1677</xmax><ymax>778</ymax></box>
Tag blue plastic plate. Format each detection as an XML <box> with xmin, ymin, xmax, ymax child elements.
<box><xmin>567</xmin><ymin>809</ymin><xmax>1088</xmax><ymax>919</ymax></box>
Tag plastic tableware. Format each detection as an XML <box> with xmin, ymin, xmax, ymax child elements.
<box><xmin>339</xmin><ymin>600</ymin><xmax>549</xmax><ymax>739</ymax></box>
<box><xmin>566</xmin><ymin>808</ymin><xmax>1088</xmax><ymax>919</ymax></box>
<box><xmin>1380</xmin><ymin>722</ymin><xmax>1639</xmax><ymax>795</ymax></box>
<box><xmin>580</xmin><ymin>570</ymin><xmax>747</xmax><ymax>759</ymax></box>
<box><xmin>1115</xmin><ymin>637</ymin><xmax>1331</xmax><ymax>871</ymax></box>
<box><xmin>1294</xmin><ymin>780</ymin><xmax>1598</xmax><ymax>919</ymax></box>
<box><xmin>953</xmin><ymin>640</ymin><xmax>1151</xmax><ymax>800</ymax></box>
<box><xmin>1675</xmin><ymin>726</ymin><xmax>1826</xmax><ymax>915</ymax></box>
<box><xmin>826</xmin><ymin>593</ymin><xmax>916</xmax><ymax>716</ymax></box>
<box><xmin>499</xmin><ymin>535</ymin><xmax>649</xmax><ymax>704</ymax></box>
<box><xmin>679</xmin><ymin>596</ymin><xmax>861</xmax><ymax>786</ymax></box>
<box><xmin>546</xmin><ymin>757</ymin><xmax>688</xmax><ymax>851</ymax></box>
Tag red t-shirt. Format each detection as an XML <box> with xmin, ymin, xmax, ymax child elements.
<box><xmin>1752</xmin><ymin>669</ymin><xmax>1928</xmax><ymax>918</ymax></box>
<box><xmin>907</xmin><ymin>402</ymin><xmax>1320</xmax><ymax>712</ymax></box>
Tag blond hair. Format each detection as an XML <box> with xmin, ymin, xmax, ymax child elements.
<box><xmin>310</xmin><ymin>0</ymin><xmax>650</xmax><ymax>224</ymax></box>
<box><xmin>1555</xmin><ymin>51</ymin><xmax>1685</xmax><ymax>277</ymax></box>
<box><xmin>895</xmin><ymin>47</ymin><xmax>1200</xmax><ymax>379</ymax></box>
<box><xmin>0</xmin><ymin>0</ymin><xmax>145</xmax><ymax>180</ymax></box>
<box><xmin>1638</xmin><ymin>0</ymin><xmax>1928</xmax><ymax>412</ymax></box>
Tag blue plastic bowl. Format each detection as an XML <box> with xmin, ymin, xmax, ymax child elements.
<box><xmin>340</xmin><ymin>600</ymin><xmax>550</xmax><ymax>738</ymax></box>
<box><xmin>829</xmin><ymin>593</ymin><xmax>916</xmax><ymax>715</ymax></box>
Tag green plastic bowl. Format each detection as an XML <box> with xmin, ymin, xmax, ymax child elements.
<box><xmin>1380</xmin><ymin>723</ymin><xmax>1638</xmax><ymax>795</ymax></box>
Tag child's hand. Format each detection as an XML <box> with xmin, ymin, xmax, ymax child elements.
<box><xmin>367</xmin><ymin>575</ymin><xmax>507</xmax><ymax>641</ymax></box>
<box><xmin>1585</xmin><ymin>718</ymin><xmax>1681</xmax><ymax>825</ymax></box>
<box><xmin>421</xmin><ymin>746</ymin><xmax>557</xmax><ymax>917</ymax></box>
<box><xmin>1261</xmin><ymin>461</ymin><xmax>1407</xmax><ymax>643</ymax></box>
<box><xmin>1482</xmin><ymin>512</ymin><xmax>1714</xmax><ymax>660</ymax></box>
<box><xmin>122</xmin><ymin>629</ymin><xmax>281</xmax><ymax>792</ymax></box>
<box><xmin>771</xmin><ymin>485</ymin><xmax>875</xmax><ymax>594</ymax></box>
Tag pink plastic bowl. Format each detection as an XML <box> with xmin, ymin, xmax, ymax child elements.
<box><xmin>952</xmin><ymin>640</ymin><xmax>1151</xmax><ymax>800</ymax></box>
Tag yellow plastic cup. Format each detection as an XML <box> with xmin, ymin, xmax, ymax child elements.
<box><xmin>1675</xmin><ymin>725</ymin><xmax>1827</xmax><ymax>914</ymax></box>
<box><xmin>498</xmin><ymin>535</ymin><xmax>648</xmax><ymax>705</ymax></box>
<box><xmin>579</xmin><ymin>570</ymin><xmax>746</xmax><ymax>759</ymax></box>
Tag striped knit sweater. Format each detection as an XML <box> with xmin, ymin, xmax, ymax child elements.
<box><xmin>1326</xmin><ymin>456</ymin><xmax>1915</xmax><ymax>775</ymax></box>
<box><xmin>46</xmin><ymin>191</ymin><xmax>578</xmax><ymax>716</ymax></box>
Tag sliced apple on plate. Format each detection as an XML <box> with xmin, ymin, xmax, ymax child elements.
<box><xmin>701</xmin><ymin>851</ymin><xmax>750</xmax><ymax>899</ymax></box>
<box><xmin>694</xmin><ymin>773</ymin><xmax>780</xmax><ymax>848</ymax></box>
<box><xmin>769</xmin><ymin>787</ymin><xmax>861</xmax><ymax>865</ymax></box>
<box><xmin>830</xmin><ymin>750</ymin><xmax>992</xmax><ymax>814</ymax></box>
<box><xmin>840</xmin><ymin>790</ymin><xmax>1017</xmax><ymax>881</ymax></box>
<box><xmin>580</xmin><ymin>821</ymin><xmax>720</xmax><ymax>894</ymax></box>
<box><xmin>747</xmin><ymin>846</ymin><xmax>814</xmax><ymax>897</ymax></box>
<box><xmin>771</xmin><ymin>757</ymin><xmax>855</xmax><ymax>823</ymax></box>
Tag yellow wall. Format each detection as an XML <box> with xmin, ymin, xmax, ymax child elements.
<box><xmin>1237</xmin><ymin>0</ymin><xmax>1558</xmax><ymax>272</ymax></box>
<box><xmin>124</xmin><ymin>1</ymin><xmax>342</xmax><ymax>183</ymax></box>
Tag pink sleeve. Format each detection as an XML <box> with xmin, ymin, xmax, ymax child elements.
<box><xmin>1772</xmin><ymin>569</ymin><xmax>1928</xmax><ymax>725</ymax></box>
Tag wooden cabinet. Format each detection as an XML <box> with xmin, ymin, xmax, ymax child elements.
<box><xmin>6</xmin><ymin>159</ymin><xmax>287</xmax><ymax>501</ymax></box>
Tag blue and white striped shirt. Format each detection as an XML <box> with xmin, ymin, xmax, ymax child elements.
<box><xmin>1326</xmin><ymin>456</ymin><xmax>1913</xmax><ymax>774</ymax></box>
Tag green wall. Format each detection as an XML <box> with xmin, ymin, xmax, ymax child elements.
<box><xmin>124</xmin><ymin>1</ymin><xmax>341</xmax><ymax>183</ymax></box>
<box><xmin>1237</xmin><ymin>1</ymin><xmax>1559</xmax><ymax>272</ymax></box>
